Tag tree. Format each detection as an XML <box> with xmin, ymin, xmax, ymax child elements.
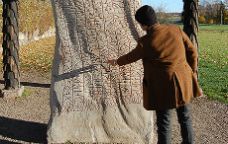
<box><xmin>183</xmin><ymin>0</ymin><xmax>199</xmax><ymax>72</ymax></box>
<box><xmin>219</xmin><ymin>1</ymin><xmax>226</xmax><ymax>24</ymax></box>
<box><xmin>220</xmin><ymin>0</ymin><xmax>228</xmax><ymax>24</ymax></box>
<box><xmin>2</xmin><ymin>0</ymin><xmax>20</xmax><ymax>90</ymax></box>
<box><xmin>155</xmin><ymin>3</ymin><xmax>169</xmax><ymax>23</ymax></box>
<box><xmin>183</xmin><ymin>0</ymin><xmax>199</xmax><ymax>49</ymax></box>
<box><xmin>224</xmin><ymin>9</ymin><xmax>228</xmax><ymax>24</ymax></box>
<box><xmin>198</xmin><ymin>0</ymin><xmax>228</xmax><ymax>24</ymax></box>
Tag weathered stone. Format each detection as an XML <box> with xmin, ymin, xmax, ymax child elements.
<box><xmin>47</xmin><ymin>0</ymin><xmax>153</xmax><ymax>143</ymax></box>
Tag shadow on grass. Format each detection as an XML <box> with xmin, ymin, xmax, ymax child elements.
<box><xmin>0</xmin><ymin>116</ymin><xmax>47</xmax><ymax>143</ymax></box>
<box><xmin>0</xmin><ymin>80</ymin><xmax>50</xmax><ymax>88</ymax></box>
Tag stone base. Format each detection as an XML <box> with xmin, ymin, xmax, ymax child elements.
<box><xmin>48</xmin><ymin>104</ymin><xmax>154</xmax><ymax>144</ymax></box>
<box><xmin>0</xmin><ymin>86</ymin><xmax>25</xmax><ymax>98</ymax></box>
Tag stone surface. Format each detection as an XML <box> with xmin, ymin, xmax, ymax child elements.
<box><xmin>47</xmin><ymin>0</ymin><xmax>153</xmax><ymax>143</ymax></box>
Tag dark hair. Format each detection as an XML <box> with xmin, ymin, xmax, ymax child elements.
<box><xmin>135</xmin><ymin>5</ymin><xmax>157</xmax><ymax>26</ymax></box>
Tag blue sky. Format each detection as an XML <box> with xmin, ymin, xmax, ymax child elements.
<box><xmin>142</xmin><ymin>0</ymin><xmax>184</xmax><ymax>13</ymax></box>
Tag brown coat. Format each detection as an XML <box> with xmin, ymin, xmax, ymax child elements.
<box><xmin>117</xmin><ymin>24</ymin><xmax>202</xmax><ymax>110</ymax></box>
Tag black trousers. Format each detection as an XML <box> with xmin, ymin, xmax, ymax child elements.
<box><xmin>156</xmin><ymin>104</ymin><xmax>193</xmax><ymax>144</ymax></box>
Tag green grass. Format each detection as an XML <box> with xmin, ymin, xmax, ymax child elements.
<box><xmin>199</xmin><ymin>24</ymin><xmax>228</xmax><ymax>31</ymax></box>
<box><xmin>198</xmin><ymin>30</ymin><xmax>228</xmax><ymax>103</ymax></box>
<box><xmin>177</xmin><ymin>24</ymin><xmax>228</xmax><ymax>31</ymax></box>
<box><xmin>21</xmin><ymin>88</ymin><xmax>33</xmax><ymax>97</ymax></box>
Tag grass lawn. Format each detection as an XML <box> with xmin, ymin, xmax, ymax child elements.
<box><xmin>19</xmin><ymin>37</ymin><xmax>55</xmax><ymax>73</ymax></box>
<box><xmin>198</xmin><ymin>25</ymin><xmax>228</xmax><ymax>103</ymax></box>
<box><xmin>0</xmin><ymin>37</ymin><xmax>55</xmax><ymax>73</ymax></box>
<box><xmin>199</xmin><ymin>24</ymin><xmax>228</xmax><ymax>31</ymax></box>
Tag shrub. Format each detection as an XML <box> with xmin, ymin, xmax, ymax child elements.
<box><xmin>199</xmin><ymin>15</ymin><xmax>206</xmax><ymax>24</ymax></box>
<box><xmin>208</xmin><ymin>18</ymin><xmax>214</xmax><ymax>24</ymax></box>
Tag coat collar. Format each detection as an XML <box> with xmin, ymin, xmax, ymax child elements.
<box><xmin>146</xmin><ymin>23</ymin><xmax>160</xmax><ymax>35</ymax></box>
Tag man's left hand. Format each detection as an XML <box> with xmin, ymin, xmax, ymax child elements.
<box><xmin>107</xmin><ymin>59</ymin><xmax>118</xmax><ymax>66</ymax></box>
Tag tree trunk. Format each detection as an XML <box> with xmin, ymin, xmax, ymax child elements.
<box><xmin>48</xmin><ymin>0</ymin><xmax>153</xmax><ymax>143</ymax></box>
<box><xmin>2</xmin><ymin>0</ymin><xmax>20</xmax><ymax>90</ymax></box>
<box><xmin>183</xmin><ymin>0</ymin><xmax>199</xmax><ymax>71</ymax></box>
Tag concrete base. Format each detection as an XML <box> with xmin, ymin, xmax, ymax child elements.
<box><xmin>0</xmin><ymin>86</ymin><xmax>25</xmax><ymax>98</ymax></box>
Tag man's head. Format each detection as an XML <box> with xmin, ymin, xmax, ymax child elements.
<box><xmin>135</xmin><ymin>5</ymin><xmax>157</xmax><ymax>30</ymax></box>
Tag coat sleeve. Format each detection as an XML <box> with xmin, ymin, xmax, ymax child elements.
<box><xmin>181</xmin><ymin>29</ymin><xmax>198</xmax><ymax>72</ymax></box>
<box><xmin>116</xmin><ymin>40</ymin><xmax>144</xmax><ymax>66</ymax></box>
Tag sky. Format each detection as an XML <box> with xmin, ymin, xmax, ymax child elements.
<box><xmin>142</xmin><ymin>0</ymin><xmax>184</xmax><ymax>13</ymax></box>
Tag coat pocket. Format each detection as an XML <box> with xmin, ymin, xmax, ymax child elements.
<box><xmin>173</xmin><ymin>70</ymin><xmax>192</xmax><ymax>104</ymax></box>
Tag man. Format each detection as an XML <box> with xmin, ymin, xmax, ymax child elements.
<box><xmin>107</xmin><ymin>5</ymin><xmax>202</xmax><ymax>144</ymax></box>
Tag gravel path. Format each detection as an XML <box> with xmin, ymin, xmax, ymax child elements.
<box><xmin>0</xmin><ymin>72</ymin><xmax>227</xmax><ymax>144</ymax></box>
